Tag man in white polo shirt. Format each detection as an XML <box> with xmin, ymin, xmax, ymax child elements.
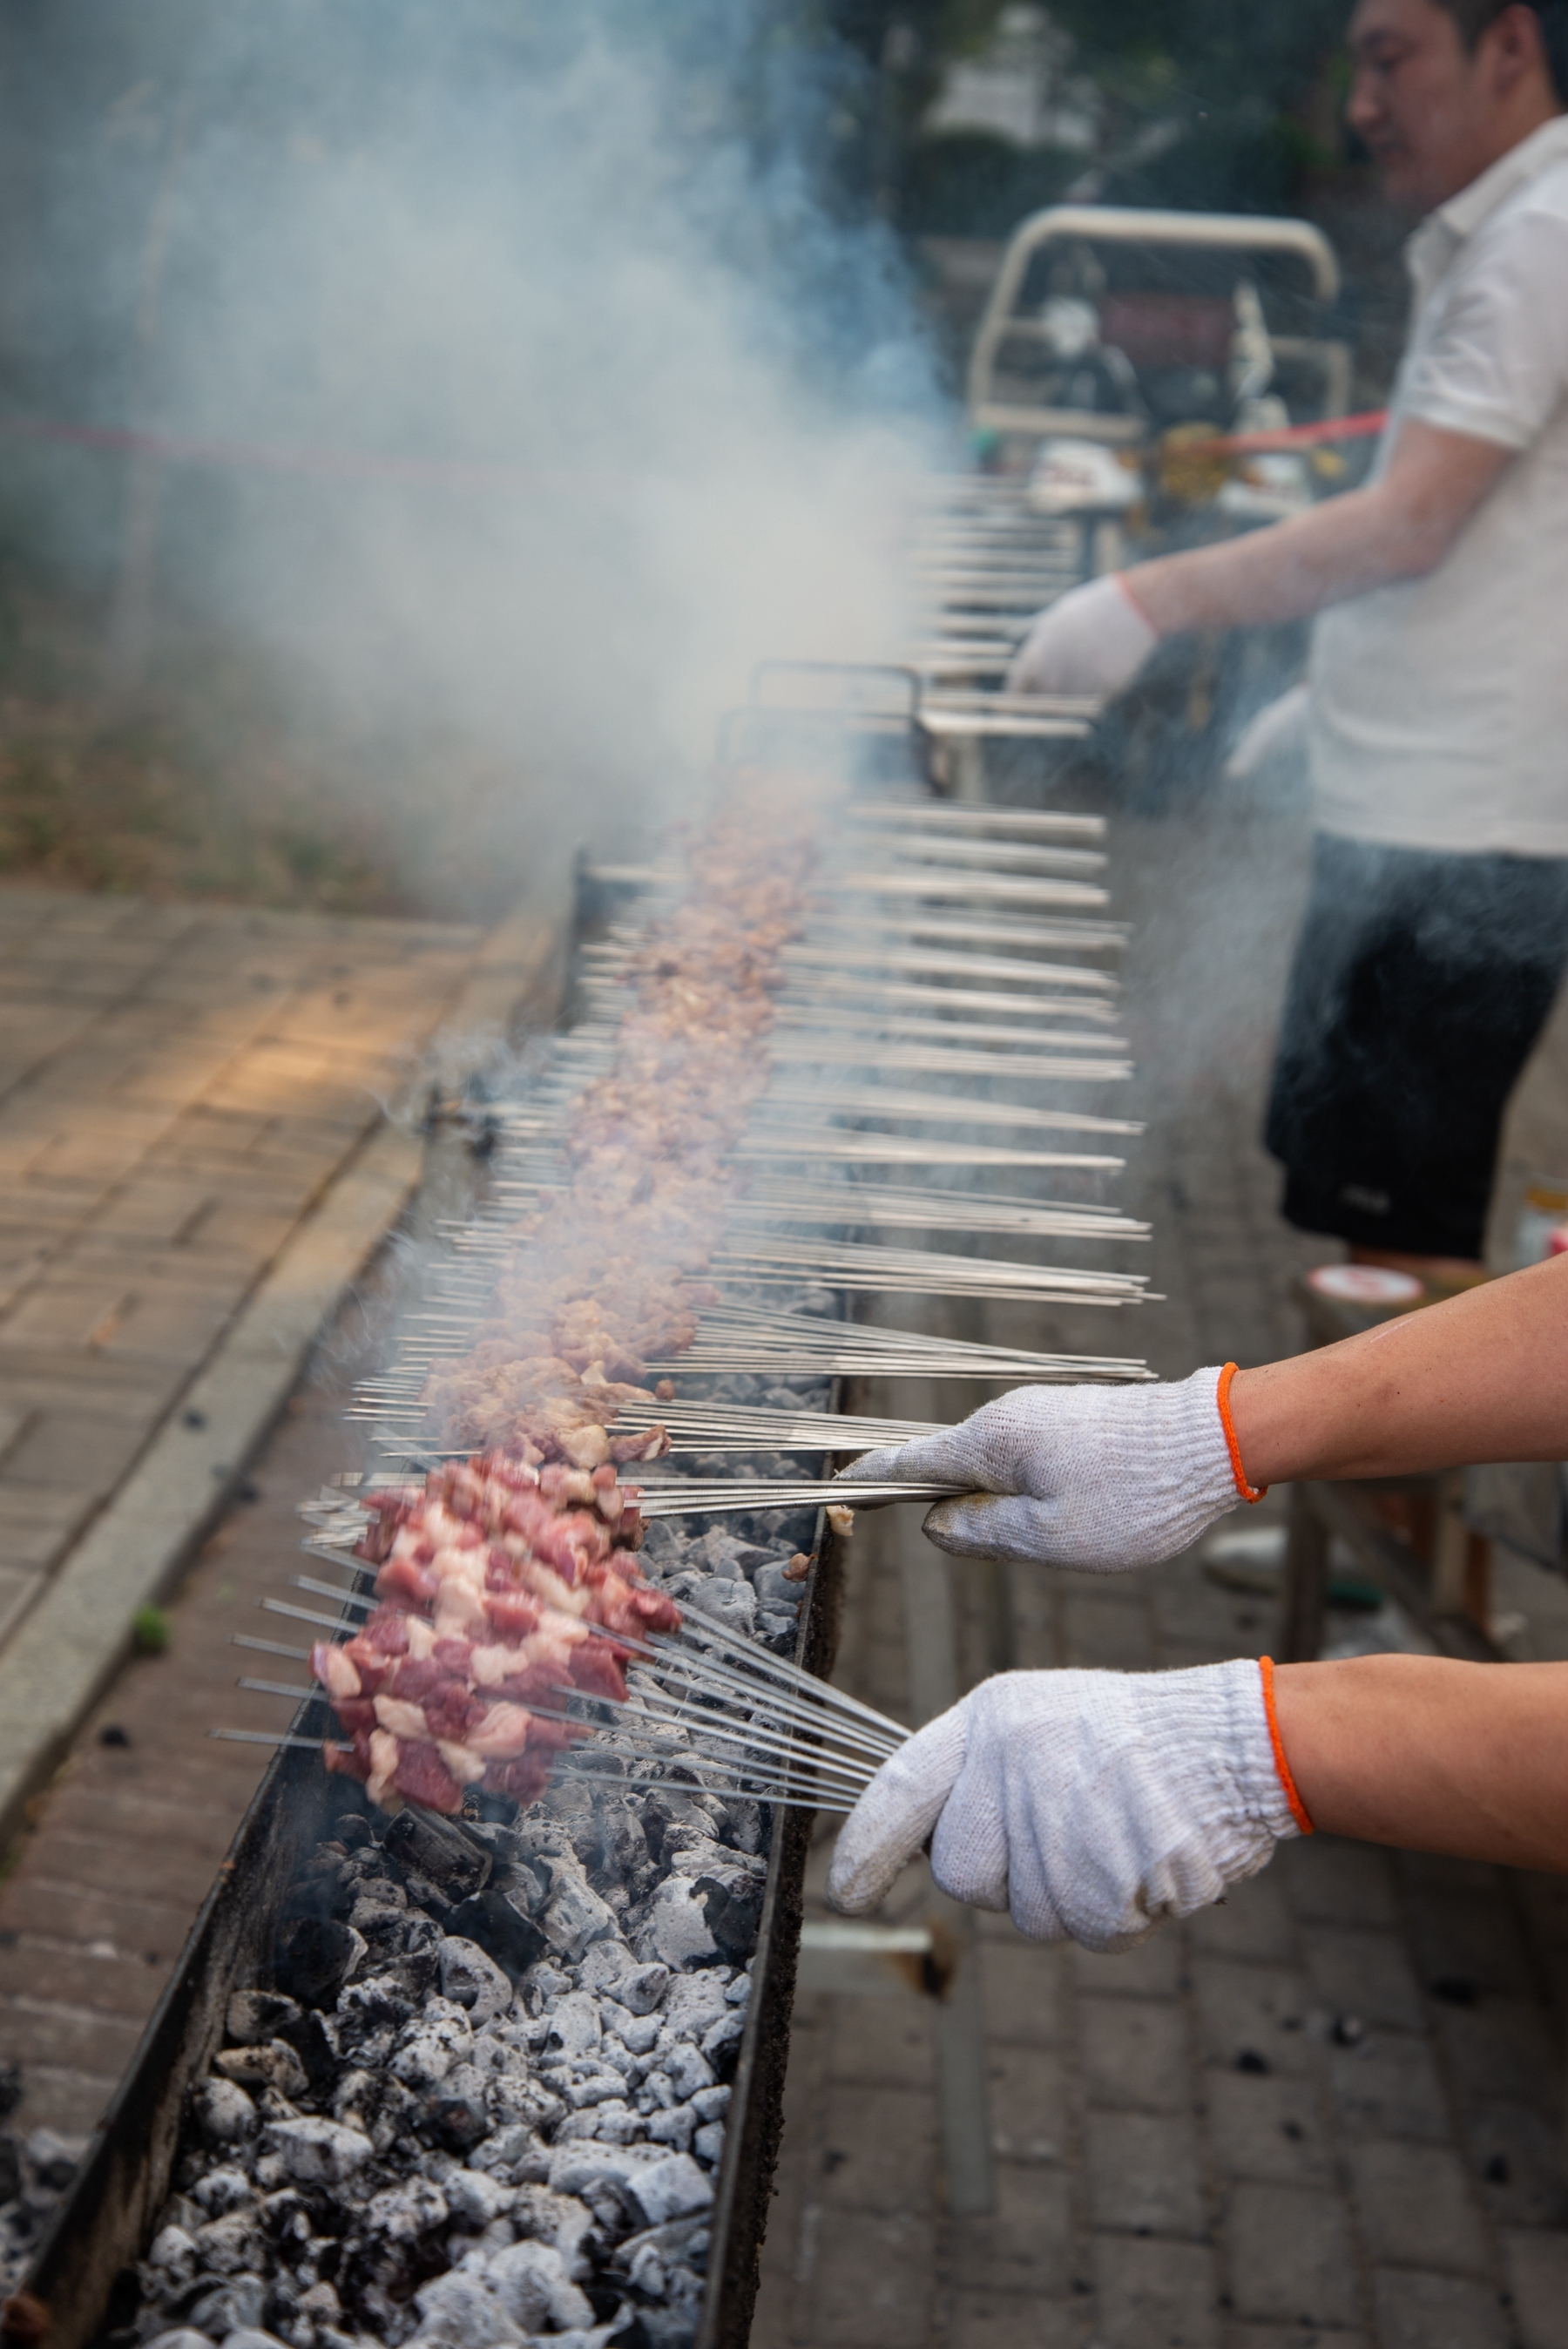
<box><xmin>1010</xmin><ymin>0</ymin><xmax>1568</xmax><ymax>1287</ymax></box>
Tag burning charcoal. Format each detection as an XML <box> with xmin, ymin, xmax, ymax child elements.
<box><xmin>258</xmin><ymin>2187</ymin><xmax>314</xmax><ymax>2252</ymax></box>
<box><xmin>142</xmin><ymin>2333</ymin><xmax>209</xmax><ymax>2349</ymax></box>
<box><xmin>189</xmin><ymin>2165</ymin><xmax>254</xmax><ymax>2217</ymax></box>
<box><xmin>363</xmin><ymin>2177</ymin><xmax>449</xmax><ymax>2244</ymax></box>
<box><xmin>296</xmin><ymin>2281</ymin><xmax>341</xmax><ymax>2326</ymax></box>
<box><xmin>214</xmin><ymin>2040</ymin><xmax>310</xmax><ymax>2100</ymax></box>
<box><xmin>191</xmin><ymin>2206</ymin><xmax>268</xmax><ymax>2274</ymax></box>
<box><xmin>443</xmin><ymin>1887</ymin><xmax>548</xmax><ymax>1982</ymax></box>
<box><xmin>544</xmin><ymin>1991</ymin><xmax>602</xmax><ymax>2061</ymax></box>
<box><xmin>382</xmin><ymin>1809</ymin><xmax>495</xmax><ymax>1905</ymax></box>
<box><xmin>683</xmin><ymin>1574</ymin><xmax>757</xmax><ymax>1637</ymax></box>
<box><xmin>689</xmin><ymin>2083</ymin><xmax>730</xmax><ymax>2124</ymax></box>
<box><xmin>645</xmin><ymin>2107</ymin><xmax>696</xmax><ymax>2152</ymax></box>
<box><xmin>145</xmin><ymin>2223</ymin><xmax>198</xmax><ymax>2283</ymax></box>
<box><xmin>425</xmin><ymin>2088</ymin><xmax>489</xmax><ymax>2154</ymax></box>
<box><xmin>637</xmin><ymin>1878</ymin><xmax>720</xmax><ymax>1968</ymax></box>
<box><xmin>226</xmin><ymin>1991</ymin><xmax>303</xmax><ymax>2048</ymax></box>
<box><xmin>656</xmin><ymin>1973</ymin><xmax>732</xmax><ymax>2044</ymax></box>
<box><xmin>193</xmin><ymin>2078</ymin><xmax>259</xmax><ymax>2149</ymax></box>
<box><xmin>260</xmin><ymin>2116</ymin><xmax>373</xmax><ymax>2188</ymax></box>
<box><xmin>664</xmin><ymin>2043</ymin><xmax>714</xmax><ymax>2102</ymax></box>
<box><xmin>276</xmin><ymin>1917</ymin><xmax>366</xmax><ymax>2010</ymax></box>
<box><xmin>601</xmin><ymin>2001</ymin><xmax>661</xmax><ymax>2057</ymax></box>
<box><xmin>187</xmin><ymin>2277</ymin><xmax>267</xmax><ymax>2336</ymax></box>
<box><xmin>522</xmin><ymin>1958</ymin><xmax>573</xmax><ymax>2011</ymax></box>
<box><xmin>389</xmin><ymin>1999</ymin><xmax>473</xmax><ymax>2088</ymax></box>
<box><xmin>484</xmin><ymin>2237</ymin><xmax>594</xmax><ymax>2331</ymax></box>
<box><xmin>693</xmin><ymin>2120</ymin><xmax>726</xmax><ymax>2166</ymax></box>
<box><xmin>437</xmin><ymin>1936</ymin><xmax>513</xmax><ymax>2025</ymax></box>
<box><xmin>442</xmin><ymin>2164</ymin><xmax>516</xmax><ymax>2227</ymax></box>
<box><xmin>409</xmin><ymin>2271</ymin><xmax>524</xmax><ymax>2346</ymax></box>
<box><xmin>279</xmin><ymin>2004</ymin><xmax>341</xmax><ymax>2097</ymax></box>
<box><xmin>537</xmin><ymin>1861</ymin><xmax>618</xmax><ymax>1965</ymax></box>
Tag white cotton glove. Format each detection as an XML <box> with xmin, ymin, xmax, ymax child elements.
<box><xmin>834</xmin><ymin>1367</ymin><xmax>1246</xmax><ymax>1570</ymax></box>
<box><xmin>828</xmin><ymin>1661</ymin><xmax>1301</xmax><ymax>1950</ymax></box>
<box><xmin>1006</xmin><ymin>572</ymin><xmax>1159</xmax><ymax>699</ymax></box>
<box><xmin>1224</xmin><ymin>680</ymin><xmax>1310</xmax><ymax>782</ymax></box>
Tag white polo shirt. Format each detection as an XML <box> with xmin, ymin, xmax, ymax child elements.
<box><xmin>1308</xmin><ymin>115</ymin><xmax>1568</xmax><ymax>857</ymax></box>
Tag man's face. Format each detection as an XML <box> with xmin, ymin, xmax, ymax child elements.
<box><xmin>1347</xmin><ymin>0</ymin><xmax>1512</xmax><ymax>208</ymax></box>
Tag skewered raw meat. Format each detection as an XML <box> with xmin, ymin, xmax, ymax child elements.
<box><xmin>319</xmin><ymin>1451</ymin><xmax>683</xmax><ymax>1815</ymax></box>
<box><xmin>418</xmin><ymin>781</ymin><xmax>831</xmax><ymax>1455</ymax></box>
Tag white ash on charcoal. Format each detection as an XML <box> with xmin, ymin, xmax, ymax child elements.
<box><xmin>128</xmin><ymin>1758</ymin><xmax>763</xmax><ymax>2349</ymax></box>
<box><xmin>0</xmin><ymin>2122</ymin><xmax>88</xmax><ymax>2295</ymax></box>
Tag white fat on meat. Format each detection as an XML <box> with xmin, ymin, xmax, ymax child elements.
<box><xmin>367</xmin><ymin>1729</ymin><xmax>401</xmax><ymax>1811</ymax></box>
<box><xmin>374</xmin><ymin>1694</ymin><xmax>431</xmax><ymax>1743</ymax></box>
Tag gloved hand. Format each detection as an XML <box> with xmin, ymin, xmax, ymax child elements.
<box><xmin>1224</xmin><ymin>680</ymin><xmax>1310</xmax><ymax>782</ymax></box>
<box><xmin>834</xmin><ymin>1366</ymin><xmax>1252</xmax><ymax>1570</ymax></box>
<box><xmin>1006</xmin><ymin>572</ymin><xmax>1159</xmax><ymax>699</ymax></box>
<box><xmin>828</xmin><ymin>1660</ymin><xmax>1305</xmax><ymax>1949</ymax></box>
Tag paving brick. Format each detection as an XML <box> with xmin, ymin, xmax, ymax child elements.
<box><xmin>1079</xmin><ymin>1995</ymin><xmax>1193</xmax><ymax>2115</ymax></box>
<box><xmin>0</xmin><ymin>1411</ymin><xmax>157</xmax><ymax>1498</ymax></box>
<box><xmin>1349</xmin><ymin>2141</ymin><xmax>1490</xmax><ymax>2277</ymax></box>
<box><xmin>808</xmin><ymin>2209</ymin><xmax>936</xmax><ymax>2346</ymax></box>
<box><xmin>1276</xmin><ymin>1838</ymin><xmax>1399</xmax><ymax>1932</ymax></box>
<box><xmin>1229</xmin><ymin>2331</ymin><xmax>1364</xmax><ymax>2349</ymax></box>
<box><xmin>823</xmin><ymin>1996</ymin><xmax>935</xmax><ymax>2088</ymax></box>
<box><xmin>1463</xmin><ymin>2102</ymin><xmax>1568</xmax><ymax>2231</ymax></box>
<box><xmin>1085</xmin><ymin>2109</ymin><xmax>1206</xmax><ymax>2237</ymax></box>
<box><xmin>1368</xmin><ymin>2268</ymin><xmax>1510</xmax><ymax>2349</ymax></box>
<box><xmin>1436</xmin><ymin>2000</ymin><xmax>1564</xmax><ymax>2115</ymax></box>
<box><xmin>1071</xmin><ymin>1927</ymin><xmax>1185</xmax><ymax>1999</ymax></box>
<box><xmin>1327</xmin><ymin>2034</ymin><xmax>1450</xmax><ymax>2143</ymax></box>
<box><xmin>1404</xmin><ymin>1895</ymin><xmax>1537</xmax><ymax>2002</ymax></box>
<box><xmin>950</xmin><ymin>2163</ymin><xmax>1074</xmax><ymax>2291</ymax></box>
<box><xmin>1300</xmin><ymin>1927</ymin><xmax>1425</xmax><ymax>2034</ymax></box>
<box><xmin>1204</xmin><ymin>2068</ymin><xmax>1335</xmax><ymax>2186</ymax></box>
<box><xmin>947</xmin><ymin>2291</ymin><xmax>1082</xmax><ymax>2348</ymax></box>
<box><xmin>988</xmin><ymin>2044</ymin><xmax>1067</xmax><ymax>2163</ymax></box>
<box><xmin>1191</xmin><ymin>1959</ymin><xmax>1317</xmax><ymax>2076</ymax></box>
<box><xmin>980</xmin><ymin>1936</ymin><xmax>1067</xmax><ymax>2045</ymax></box>
<box><xmin>1502</xmin><ymin>2228</ymin><xmax>1568</xmax><ymax>2349</ymax></box>
<box><xmin>1186</xmin><ymin>1869</ymin><xmax>1295</xmax><ymax>1966</ymax></box>
<box><xmin>1092</xmin><ymin>2231</ymin><xmax>1220</xmax><ymax>2348</ymax></box>
<box><xmin>1063</xmin><ymin>1595</ymin><xmax>1155</xmax><ymax>1669</ymax></box>
<box><xmin>1226</xmin><ymin>2182</ymin><xmax>1360</xmax><ymax>2329</ymax></box>
<box><xmin>817</xmin><ymin>2083</ymin><xmax>938</xmax><ymax>2213</ymax></box>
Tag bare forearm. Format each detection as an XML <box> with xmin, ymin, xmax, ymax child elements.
<box><xmin>1228</xmin><ymin>1256</ymin><xmax>1568</xmax><ymax>1484</ymax></box>
<box><xmin>1274</xmin><ymin>1655</ymin><xmax>1568</xmax><ymax>1871</ymax></box>
<box><xmin>1125</xmin><ymin>421</ymin><xmax>1512</xmax><ymax>639</ymax></box>
<box><xmin>1128</xmin><ymin>487</ymin><xmax>1409</xmax><ymax>634</ymax></box>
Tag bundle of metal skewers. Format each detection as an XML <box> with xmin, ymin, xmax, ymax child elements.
<box><xmin>223</xmin><ymin>504</ymin><xmax>1150</xmax><ymax>1770</ymax></box>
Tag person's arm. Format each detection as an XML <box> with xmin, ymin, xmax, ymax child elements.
<box><xmin>832</xmin><ymin>1256</ymin><xmax>1568</xmax><ymax>1571</ymax></box>
<box><xmin>1276</xmin><ymin>1655</ymin><xmax>1568</xmax><ymax>1872</ymax></box>
<box><xmin>826</xmin><ymin>1653</ymin><xmax>1568</xmax><ymax>1946</ymax></box>
<box><xmin>1008</xmin><ymin>420</ymin><xmax>1512</xmax><ymax>698</ymax></box>
<box><xmin>1126</xmin><ymin>419</ymin><xmax>1512</xmax><ymax>634</ymax></box>
<box><xmin>1231</xmin><ymin>1252</ymin><xmax>1568</xmax><ymax>1483</ymax></box>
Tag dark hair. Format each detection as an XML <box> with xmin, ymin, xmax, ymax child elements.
<box><xmin>1434</xmin><ymin>0</ymin><xmax>1568</xmax><ymax>99</ymax></box>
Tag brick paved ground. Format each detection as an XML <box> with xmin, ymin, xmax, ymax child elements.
<box><xmin>754</xmin><ymin>782</ymin><xmax>1568</xmax><ymax>2349</ymax></box>
<box><xmin>0</xmin><ymin>883</ymin><xmax>558</xmax><ymax>2143</ymax></box>
<box><xmin>0</xmin><ymin>888</ymin><xmax>483</xmax><ymax>1656</ymax></box>
<box><xmin>0</xmin><ymin>1353</ymin><xmax>378</xmax><ymax>2139</ymax></box>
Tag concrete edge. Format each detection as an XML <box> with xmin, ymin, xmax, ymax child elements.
<box><xmin>0</xmin><ymin>905</ymin><xmax>561</xmax><ymax>1858</ymax></box>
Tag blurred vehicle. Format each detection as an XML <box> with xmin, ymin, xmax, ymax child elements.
<box><xmin>966</xmin><ymin>204</ymin><xmax>1358</xmax><ymax>807</ymax></box>
<box><xmin>969</xmin><ymin>203</ymin><xmax>1352</xmax><ymax>533</ymax></box>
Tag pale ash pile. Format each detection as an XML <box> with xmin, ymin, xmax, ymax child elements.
<box><xmin>130</xmin><ymin>1751</ymin><xmax>773</xmax><ymax>2348</ymax></box>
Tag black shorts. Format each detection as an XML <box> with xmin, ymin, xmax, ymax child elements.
<box><xmin>1265</xmin><ymin>835</ymin><xmax>1568</xmax><ymax>1260</ymax></box>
